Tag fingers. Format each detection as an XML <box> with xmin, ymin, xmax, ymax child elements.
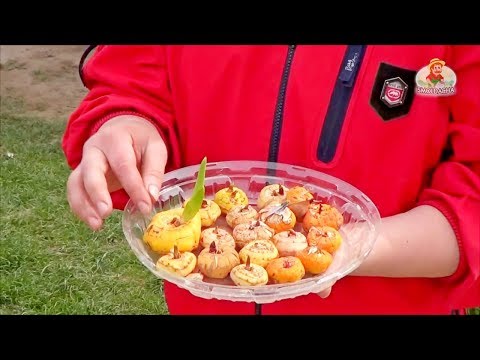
<box><xmin>81</xmin><ymin>146</ymin><xmax>113</xmax><ymax>219</ymax></box>
<box><xmin>67</xmin><ymin>168</ymin><xmax>103</xmax><ymax>231</ymax></box>
<box><xmin>141</xmin><ymin>137</ymin><xmax>168</xmax><ymax>201</ymax></box>
<box><xmin>106</xmin><ymin>137</ymin><xmax>152</xmax><ymax>215</ymax></box>
<box><xmin>68</xmin><ymin>117</ymin><xmax>167</xmax><ymax>229</ymax></box>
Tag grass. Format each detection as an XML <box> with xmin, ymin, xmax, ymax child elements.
<box><xmin>31</xmin><ymin>69</ymin><xmax>50</xmax><ymax>83</ymax></box>
<box><xmin>2</xmin><ymin>60</ymin><xmax>28</xmax><ymax>71</ymax></box>
<box><xmin>0</xmin><ymin>114</ymin><xmax>168</xmax><ymax>314</ymax></box>
<box><xmin>468</xmin><ymin>308</ymin><xmax>479</xmax><ymax>315</ymax></box>
<box><xmin>31</xmin><ymin>64</ymin><xmax>77</xmax><ymax>84</ymax></box>
<box><xmin>0</xmin><ymin>95</ymin><xmax>26</xmax><ymax>115</ymax></box>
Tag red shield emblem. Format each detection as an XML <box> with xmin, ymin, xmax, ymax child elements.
<box><xmin>381</xmin><ymin>77</ymin><xmax>408</xmax><ymax>107</ymax></box>
<box><xmin>385</xmin><ymin>86</ymin><xmax>403</xmax><ymax>102</ymax></box>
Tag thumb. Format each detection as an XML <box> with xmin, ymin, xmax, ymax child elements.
<box><xmin>142</xmin><ymin>137</ymin><xmax>168</xmax><ymax>201</ymax></box>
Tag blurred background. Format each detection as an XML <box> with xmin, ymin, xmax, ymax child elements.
<box><xmin>0</xmin><ymin>45</ymin><xmax>168</xmax><ymax>314</ymax></box>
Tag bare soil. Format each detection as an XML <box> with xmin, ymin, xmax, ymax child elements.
<box><xmin>1</xmin><ymin>45</ymin><xmax>89</xmax><ymax>120</ymax></box>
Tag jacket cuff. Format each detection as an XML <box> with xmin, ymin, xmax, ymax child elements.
<box><xmin>416</xmin><ymin>199</ymin><xmax>466</xmax><ymax>282</ymax></box>
<box><xmin>90</xmin><ymin>111</ymin><xmax>165</xmax><ymax>140</ymax></box>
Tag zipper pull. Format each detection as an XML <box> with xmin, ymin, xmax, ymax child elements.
<box><xmin>339</xmin><ymin>45</ymin><xmax>364</xmax><ymax>87</ymax></box>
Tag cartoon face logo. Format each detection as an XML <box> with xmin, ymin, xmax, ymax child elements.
<box><xmin>415</xmin><ymin>58</ymin><xmax>456</xmax><ymax>96</ymax></box>
<box><xmin>431</xmin><ymin>63</ymin><xmax>443</xmax><ymax>75</ymax></box>
<box><xmin>426</xmin><ymin>59</ymin><xmax>446</xmax><ymax>87</ymax></box>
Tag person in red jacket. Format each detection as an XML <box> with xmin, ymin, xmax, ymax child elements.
<box><xmin>63</xmin><ymin>45</ymin><xmax>480</xmax><ymax>315</ymax></box>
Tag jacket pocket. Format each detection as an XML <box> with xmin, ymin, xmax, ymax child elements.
<box><xmin>370</xmin><ymin>62</ymin><xmax>417</xmax><ymax>121</ymax></box>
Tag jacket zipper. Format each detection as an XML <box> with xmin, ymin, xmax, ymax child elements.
<box><xmin>260</xmin><ymin>45</ymin><xmax>296</xmax><ymax>315</ymax></box>
<box><xmin>268</xmin><ymin>45</ymin><xmax>297</xmax><ymax>163</ymax></box>
<box><xmin>261</xmin><ymin>46</ymin><xmax>364</xmax><ymax>314</ymax></box>
<box><xmin>316</xmin><ymin>45</ymin><xmax>367</xmax><ymax>163</ymax></box>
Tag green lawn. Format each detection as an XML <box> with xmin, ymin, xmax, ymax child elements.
<box><xmin>0</xmin><ymin>114</ymin><xmax>168</xmax><ymax>314</ymax></box>
<box><xmin>469</xmin><ymin>308</ymin><xmax>479</xmax><ymax>315</ymax></box>
<box><xmin>0</xmin><ymin>113</ymin><xmax>478</xmax><ymax>315</ymax></box>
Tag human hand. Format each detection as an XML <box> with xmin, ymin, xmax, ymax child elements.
<box><xmin>312</xmin><ymin>220</ymin><xmax>373</xmax><ymax>299</ymax></box>
<box><xmin>313</xmin><ymin>218</ymin><xmax>381</xmax><ymax>298</ymax></box>
<box><xmin>66</xmin><ymin>115</ymin><xmax>167</xmax><ymax>230</ymax></box>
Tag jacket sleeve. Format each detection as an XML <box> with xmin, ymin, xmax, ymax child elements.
<box><xmin>62</xmin><ymin>45</ymin><xmax>181</xmax><ymax>209</ymax></box>
<box><xmin>417</xmin><ymin>45</ymin><xmax>480</xmax><ymax>309</ymax></box>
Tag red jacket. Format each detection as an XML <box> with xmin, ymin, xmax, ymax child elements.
<box><xmin>63</xmin><ymin>45</ymin><xmax>480</xmax><ymax>315</ymax></box>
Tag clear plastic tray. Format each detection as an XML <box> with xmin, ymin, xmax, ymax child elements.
<box><xmin>122</xmin><ymin>161</ymin><xmax>381</xmax><ymax>304</ymax></box>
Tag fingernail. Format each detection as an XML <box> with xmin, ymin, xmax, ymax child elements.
<box><xmin>138</xmin><ymin>201</ymin><xmax>151</xmax><ymax>215</ymax></box>
<box><xmin>148</xmin><ymin>185</ymin><xmax>160</xmax><ymax>200</ymax></box>
<box><xmin>88</xmin><ymin>216</ymin><xmax>102</xmax><ymax>230</ymax></box>
<box><xmin>97</xmin><ymin>201</ymin><xmax>109</xmax><ymax>218</ymax></box>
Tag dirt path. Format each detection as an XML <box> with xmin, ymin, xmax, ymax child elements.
<box><xmin>1</xmin><ymin>45</ymin><xmax>89</xmax><ymax>120</ymax></box>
